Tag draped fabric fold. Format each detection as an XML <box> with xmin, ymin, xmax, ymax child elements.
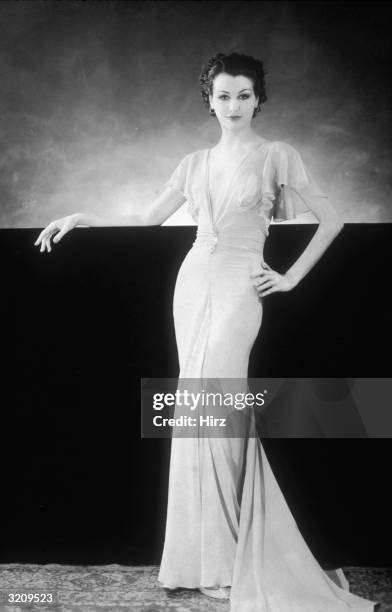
<box><xmin>164</xmin><ymin>152</ymin><xmax>200</xmax><ymax>222</ymax></box>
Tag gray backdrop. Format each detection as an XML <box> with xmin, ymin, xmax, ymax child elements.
<box><xmin>0</xmin><ymin>0</ymin><xmax>391</xmax><ymax>226</ymax></box>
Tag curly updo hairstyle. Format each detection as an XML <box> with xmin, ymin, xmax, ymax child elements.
<box><xmin>199</xmin><ymin>52</ymin><xmax>268</xmax><ymax>119</ymax></box>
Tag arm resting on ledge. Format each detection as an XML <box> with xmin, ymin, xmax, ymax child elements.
<box><xmin>75</xmin><ymin>187</ymin><xmax>187</xmax><ymax>228</ymax></box>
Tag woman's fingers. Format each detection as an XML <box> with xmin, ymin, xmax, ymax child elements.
<box><xmin>255</xmin><ymin>277</ymin><xmax>273</xmax><ymax>289</ymax></box>
<box><xmin>259</xmin><ymin>287</ymin><xmax>276</xmax><ymax>297</ymax></box>
<box><xmin>41</xmin><ymin>237</ymin><xmax>49</xmax><ymax>253</ymax></box>
<box><xmin>256</xmin><ymin>281</ymin><xmax>274</xmax><ymax>293</ymax></box>
<box><xmin>252</xmin><ymin>271</ymin><xmax>275</xmax><ymax>284</ymax></box>
<box><xmin>53</xmin><ymin>227</ymin><xmax>68</xmax><ymax>243</ymax></box>
<box><xmin>250</xmin><ymin>271</ymin><xmax>273</xmax><ymax>281</ymax></box>
<box><xmin>35</xmin><ymin>220</ymin><xmax>63</xmax><ymax>248</ymax></box>
<box><xmin>35</xmin><ymin>228</ymin><xmax>50</xmax><ymax>246</ymax></box>
<box><xmin>251</xmin><ymin>265</ymin><xmax>292</xmax><ymax>298</ymax></box>
<box><xmin>250</xmin><ymin>268</ymin><xmax>271</xmax><ymax>276</ymax></box>
<box><xmin>35</xmin><ymin>224</ymin><xmax>54</xmax><ymax>247</ymax></box>
<box><xmin>35</xmin><ymin>224</ymin><xmax>69</xmax><ymax>251</ymax></box>
<box><xmin>261</xmin><ymin>261</ymin><xmax>272</xmax><ymax>270</ymax></box>
<box><xmin>46</xmin><ymin>234</ymin><xmax>53</xmax><ymax>252</ymax></box>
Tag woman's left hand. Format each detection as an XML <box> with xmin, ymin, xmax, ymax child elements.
<box><xmin>250</xmin><ymin>262</ymin><xmax>295</xmax><ymax>298</ymax></box>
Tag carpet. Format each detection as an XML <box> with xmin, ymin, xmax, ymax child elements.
<box><xmin>0</xmin><ymin>564</ymin><xmax>390</xmax><ymax>611</ymax></box>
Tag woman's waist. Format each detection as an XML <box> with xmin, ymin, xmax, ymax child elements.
<box><xmin>192</xmin><ymin>225</ymin><xmax>265</xmax><ymax>253</ymax></box>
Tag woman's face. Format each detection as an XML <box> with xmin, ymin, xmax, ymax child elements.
<box><xmin>209</xmin><ymin>73</ymin><xmax>259</xmax><ymax>128</ymax></box>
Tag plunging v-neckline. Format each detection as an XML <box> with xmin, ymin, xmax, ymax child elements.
<box><xmin>205</xmin><ymin>140</ymin><xmax>270</xmax><ymax>227</ymax></box>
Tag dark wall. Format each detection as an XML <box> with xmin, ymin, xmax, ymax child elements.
<box><xmin>0</xmin><ymin>1</ymin><xmax>391</xmax><ymax>226</ymax></box>
<box><xmin>1</xmin><ymin>224</ymin><xmax>391</xmax><ymax>567</ymax></box>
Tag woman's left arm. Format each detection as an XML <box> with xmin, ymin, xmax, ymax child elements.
<box><xmin>251</xmin><ymin>198</ymin><xmax>344</xmax><ymax>297</ymax></box>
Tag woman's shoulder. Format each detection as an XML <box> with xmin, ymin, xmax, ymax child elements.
<box><xmin>264</xmin><ymin>141</ymin><xmax>305</xmax><ymax>171</ymax></box>
<box><xmin>177</xmin><ymin>148</ymin><xmax>206</xmax><ymax>165</ymax></box>
<box><xmin>267</xmin><ymin>140</ymin><xmax>299</xmax><ymax>154</ymax></box>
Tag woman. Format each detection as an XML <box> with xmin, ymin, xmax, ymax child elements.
<box><xmin>34</xmin><ymin>53</ymin><xmax>378</xmax><ymax>611</ymax></box>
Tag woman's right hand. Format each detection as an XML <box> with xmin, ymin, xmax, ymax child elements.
<box><xmin>34</xmin><ymin>213</ymin><xmax>80</xmax><ymax>253</ymax></box>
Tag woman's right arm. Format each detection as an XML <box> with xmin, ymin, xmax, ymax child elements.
<box><xmin>34</xmin><ymin>187</ymin><xmax>186</xmax><ymax>252</ymax></box>
<box><xmin>77</xmin><ymin>186</ymin><xmax>187</xmax><ymax>227</ymax></box>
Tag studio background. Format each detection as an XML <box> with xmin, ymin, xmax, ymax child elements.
<box><xmin>0</xmin><ymin>0</ymin><xmax>391</xmax><ymax>226</ymax></box>
<box><xmin>1</xmin><ymin>0</ymin><xmax>391</xmax><ymax>573</ymax></box>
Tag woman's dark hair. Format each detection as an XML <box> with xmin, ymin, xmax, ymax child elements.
<box><xmin>199</xmin><ymin>52</ymin><xmax>268</xmax><ymax>119</ymax></box>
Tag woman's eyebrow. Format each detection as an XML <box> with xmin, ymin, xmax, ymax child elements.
<box><xmin>217</xmin><ymin>88</ymin><xmax>252</xmax><ymax>93</ymax></box>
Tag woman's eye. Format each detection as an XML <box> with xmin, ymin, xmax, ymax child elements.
<box><xmin>218</xmin><ymin>95</ymin><xmax>250</xmax><ymax>100</ymax></box>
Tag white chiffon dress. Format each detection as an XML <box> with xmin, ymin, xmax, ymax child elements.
<box><xmin>157</xmin><ymin>140</ymin><xmax>378</xmax><ymax>611</ymax></box>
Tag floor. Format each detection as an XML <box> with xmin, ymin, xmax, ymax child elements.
<box><xmin>0</xmin><ymin>564</ymin><xmax>390</xmax><ymax>611</ymax></box>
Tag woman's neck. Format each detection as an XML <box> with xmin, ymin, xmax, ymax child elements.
<box><xmin>215</xmin><ymin>128</ymin><xmax>264</xmax><ymax>152</ymax></box>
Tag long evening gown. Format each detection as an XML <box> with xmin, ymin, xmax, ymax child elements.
<box><xmin>157</xmin><ymin>140</ymin><xmax>378</xmax><ymax>611</ymax></box>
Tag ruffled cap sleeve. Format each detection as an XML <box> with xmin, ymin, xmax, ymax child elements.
<box><xmin>269</xmin><ymin>142</ymin><xmax>328</xmax><ymax>222</ymax></box>
<box><xmin>164</xmin><ymin>153</ymin><xmax>198</xmax><ymax>222</ymax></box>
